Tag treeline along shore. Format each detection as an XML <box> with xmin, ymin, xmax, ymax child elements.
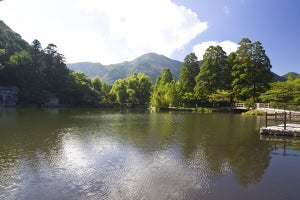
<box><xmin>0</xmin><ymin>20</ymin><xmax>299</xmax><ymax>110</ymax></box>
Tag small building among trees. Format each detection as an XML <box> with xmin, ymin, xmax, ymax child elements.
<box><xmin>0</xmin><ymin>86</ymin><xmax>18</xmax><ymax>107</ymax></box>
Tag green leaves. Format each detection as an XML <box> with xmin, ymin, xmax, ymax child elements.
<box><xmin>232</xmin><ymin>38</ymin><xmax>272</xmax><ymax>101</ymax></box>
<box><xmin>110</xmin><ymin>73</ymin><xmax>152</xmax><ymax>106</ymax></box>
<box><xmin>194</xmin><ymin>45</ymin><xmax>228</xmax><ymax>102</ymax></box>
<box><xmin>151</xmin><ymin>69</ymin><xmax>178</xmax><ymax>108</ymax></box>
<box><xmin>260</xmin><ymin>77</ymin><xmax>300</xmax><ymax>105</ymax></box>
<box><xmin>179</xmin><ymin>53</ymin><xmax>199</xmax><ymax>94</ymax></box>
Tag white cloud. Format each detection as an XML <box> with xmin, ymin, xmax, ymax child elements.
<box><xmin>72</xmin><ymin>0</ymin><xmax>208</xmax><ymax>63</ymax></box>
<box><xmin>223</xmin><ymin>6</ymin><xmax>230</xmax><ymax>15</ymax></box>
<box><xmin>193</xmin><ymin>40</ymin><xmax>239</xmax><ymax>60</ymax></box>
<box><xmin>51</xmin><ymin>30</ymin><xmax>107</xmax><ymax>63</ymax></box>
<box><xmin>0</xmin><ymin>0</ymin><xmax>207</xmax><ymax>64</ymax></box>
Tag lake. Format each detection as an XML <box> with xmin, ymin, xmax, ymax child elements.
<box><xmin>0</xmin><ymin>108</ymin><xmax>300</xmax><ymax>200</ymax></box>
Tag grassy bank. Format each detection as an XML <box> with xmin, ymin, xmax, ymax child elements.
<box><xmin>242</xmin><ymin>109</ymin><xmax>266</xmax><ymax>116</ymax></box>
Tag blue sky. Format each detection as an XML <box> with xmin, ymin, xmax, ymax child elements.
<box><xmin>0</xmin><ymin>0</ymin><xmax>299</xmax><ymax>75</ymax></box>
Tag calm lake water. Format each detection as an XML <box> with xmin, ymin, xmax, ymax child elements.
<box><xmin>0</xmin><ymin>108</ymin><xmax>300</xmax><ymax>200</ymax></box>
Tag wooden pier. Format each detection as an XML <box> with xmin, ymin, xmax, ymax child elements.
<box><xmin>260</xmin><ymin>111</ymin><xmax>300</xmax><ymax>137</ymax></box>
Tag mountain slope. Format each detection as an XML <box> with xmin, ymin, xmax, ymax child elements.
<box><xmin>68</xmin><ymin>53</ymin><xmax>287</xmax><ymax>84</ymax></box>
<box><xmin>272</xmin><ymin>72</ymin><xmax>287</xmax><ymax>82</ymax></box>
<box><xmin>67</xmin><ymin>62</ymin><xmax>108</xmax><ymax>78</ymax></box>
<box><xmin>0</xmin><ymin>20</ymin><xmax>30</xmax><ymax>62</ymax></box>
<box><xmin>283</xmin><ymin>72</ymin><xmax>299</xmax><ymax>79</ymax></box>
<box><xmin>68</xmin><ymin>53</ymin><xmax>183</xmax><ymax>84</ymax></box>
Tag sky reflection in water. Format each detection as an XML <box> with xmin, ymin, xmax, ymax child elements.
<box><xmin>0</xmin><ymin>109</ymin><xmax>300</xmax><ymax>199</ymax></box>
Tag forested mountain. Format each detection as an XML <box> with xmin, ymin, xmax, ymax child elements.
<box><xmin>68</xmin><ymin>53</ymin><xmax>287</xmax><ymax>84</ymax></box>
<box><xmin>67</xmin><ymin>53</ymin><xmax>183</xmax><ymax>83</ymax></box>
<box><xmin>283</xmin><ymin>72</ymin><xmax>299</xmax><ymax>79</ymax></box>
<box><xmin>272</xmin><ymin>72</ymin><xmax>287</xmax><ymax>82</ymax></box>
<box><xmin>0</xmin><ymin>20</ymin><xmax>106</xmax><ymax>106</ymax></box>
<box><xmin>0</xmin><ymin>20</ymin><xmax>29</xmax><ymax>56</ymax></box>
<box><xmin>1</xmin><ymin>19</ymin><xmax>298</xmax><ymax>108</ymax></box>
<box><xmin>67</xmin><ymin>62</ymin><xmax>108</xmax><ymax>78</ymax></box>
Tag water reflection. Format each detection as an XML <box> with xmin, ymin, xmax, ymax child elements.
<box><xmin>0</xmin><ymin>109</ymin><xmax>300</xmax><ymax>199</ymax></box>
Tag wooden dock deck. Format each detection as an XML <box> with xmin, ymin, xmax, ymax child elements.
<box><xmin>260</xmin><ymin>111</ymin><xmax>300</xmax><ymax>137</ymax></box>
<box><xmin>260</xmin><ymin>124</ymin><xmax>300</xmax><ymax>137</ymax></box>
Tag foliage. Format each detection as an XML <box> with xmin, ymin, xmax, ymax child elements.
<box><xmin>151</xmin><ymin>68</ymin><xmax>179</xmax><ymax>108</ymax></box>
<box><xmin>231</xmin><ymin>38</ymin><xmax>273</xmax><ymax>101</ymax></box>
<box><xmin>178</xmin><ymin>53</ymin><xmax>199</xmax><ymax>93</ymax></box>
<box><xmin>0</xmin><ymin>20</ymin><xmax>102</xmax><ymax>106</ymax></box>
<box><xmin>242</xmin><ymin>110</ymin><xmax>266</xmax><ymax>116</ymax></box>
<box><xmin>110</xmin><ymin>73</ymin><xmax>152</xmax><ymax>106</ymax></box>
<box><xmin>259</xmin><ymin>76</ymin><xmax>300</xmax><ymax>105</ymax></box>
<box><xmin>207</xmin><ymin>90</ymin><xmax>231</xmax><ymax>105</ymax></box>
<box><xmin>283</xmin><ymin>72</ymin><xmax>299</xmax><ymax>80</ymax></box>
<box><xmin>194</xmin><ymin>46</ymin><xmax>229</xmax><ymax>103</ymax></box>
<box><xmin>178</xmin><ymin>53</ymin><xmax>199</xmax><ymax>106</ymax></box>
<box><xmin>1</xmin><ymin>19</ymin><xmax>297</xmax><ymax>109</ymax></box>
<box><xmin>67</xmin><ymin>53</ymin><xmax>183</xmax><ymax>84</ymax></box>
<box><xmin>195</xmin><ymin>107</ymin><xmax>212</xmax><ymax>113</ymax></box>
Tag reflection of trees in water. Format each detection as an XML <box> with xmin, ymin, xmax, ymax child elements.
<box><xmin>0</xmin><ymin>108</ymin><xmax>76</xmax><ymax>174</ymax></box>
<box><xmin>228</xmin><ymin>139</ymin><xmax>270</xmax><ymax>187</ymax></box>
<box><xmin>261</xmin><ymin>136</ymin><xmax>300</xmax><ymax>156</ymax></box>
<box><xmin>110</xmin><ymin>112</ymin><xmax>272</xmax><ymax>187</ymax></box>
<box><xmin>110</xmin><ymin>112</ymin><xmax>179</xmax><ymax>152</ymax></box>
<box><xmin>0</xmin><ymin>111</ymin><xmax>274</xmax><ymax>189</ymax></box>
<box><xmin>213</xmin><ymin>115</ymin><xmax>271</xmax><ymax>187</ymax></box>
<box><xmin>178</xmin><ymin>114</ymin><xmax>271</xmax><ymax>187</ymax></box>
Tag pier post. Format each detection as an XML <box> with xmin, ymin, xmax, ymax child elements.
<box><xmin>275</xmin><ymin>112</ymin><xmax>277</xmax><ymax>125</ymax></box>
<box><xmin>265</xmin><ymin>112</ymin><xmax>268</xmax><ymax>128</ymax></box>
<box><xmin>284</xmin><ymin>112</ymin><xmax>287</xmax><ymax>130</ymax></box>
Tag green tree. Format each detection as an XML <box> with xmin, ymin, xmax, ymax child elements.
<box><xmin>9</xmin><ymin>50</ymin><xmax>47</xmax><ymax>104</ymax></box>
<box><xmin>151</xmin><ymin>68</ymin><xmax>178</xmax><ymax>108</ymax></box>
<box><xmin>160</xmin><ymin>68</ymin><xmax>174</xmax><ymax>84</ymax></box>
<box><xmin>260</xmin><ymin>77</ymin><xmax>300</xmax><ymax>105</ymax></box>
<box><xmin>178</xmin><ymin>53</ymin><xmax>199</xmax><ymax>106</ymax></box>
<box><xmin>224</xmin><ymin>52</ymin><xmax>236</xmax><ymax>91</ymax></box>
<box><xmin>64</xmin><ymin>72</ymin><xmax>100</xmax><ymax>106</ymax></box>
<box><xmin>110</xmin><ymin>79</ymin><xmax>128</xmax><ymax>105</ymax></box>
<box><xmin>137</xmin><ymin>73</ymin><xmax>152</xmax><ymax>105</ymax></box>
<box><xmin>42</xmin><ymin>44</ymin><xmax>70</xmax><ymax>98</ymax></box>
<box><xmin>92</xmin><ymin>77</ymin><xmax>102</xmax><ymax>93</ymax></box>
<box><xmin>164</xmin><ymin>80</ymin><xmax>178</xmax><ymax>106</ymax></box>
<box><xmin>178</xmin><ymin>53</ymin><xmax>199</xmax><ymax>93</ymax></box>
<box><xmin>151</xmin><ymin>76</ymin><xmax>163</xmax><ymax>107</ymax></box>
<box><xmin>232</xmin><ymin>38</ymin><xmax>272</xmax><ymax>102</ymax></box>
<box><xmin>101</xmin><ymin>82</ymin><xmax>112</xmax><ymax>102</ymax></box>
<box><xmin>110</xmin><ymin>73</ymin><xmax>152</xmax><ymax>106</ymax></box>
<box><xmin>194</xmin><ymin>46</ymin><xmax>227</xmax><ymax>102</ymax></box>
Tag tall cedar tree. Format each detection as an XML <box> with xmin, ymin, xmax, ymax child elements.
<box><xmin>178</xmin><ymin>53</ymin><xmax>199</xmax><ymax>94</ymax></box>
<box><xmin>194</xmin><ymin>46</ymin><xmax>227</xmax><ymax>101</ymax></box>
<box><xmin>151</xmin><ymin>68</ymin><xmax>177</xmax><ymax>107</ymax></box>
<box><xmin>232</xmin><ymin>38</ymin><xmax>272</xmax><ymax>101</ymax></box>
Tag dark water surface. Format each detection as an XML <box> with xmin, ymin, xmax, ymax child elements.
<box><xmin>0</xmin><ymin>108</ymin><xmax>300</xmax><ymax>200</ymax></box>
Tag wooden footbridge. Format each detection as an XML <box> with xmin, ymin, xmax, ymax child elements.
<box><xmin>231</xmin><ymin>103</ymin><xmax>248</xmax><ymax>110</ymax></box>
<box><xmin>231</xmin><ymin>102</ymin><xmax>270</xmax><ymax>111</ymax></box>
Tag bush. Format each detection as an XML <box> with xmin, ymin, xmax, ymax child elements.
<box><xmin>242</xmin><ymin>109</ymin><xmax>266</xmax><ymax>116</ymax></box>
<box><xmin>196</xmin><ymin>107</ymin><xmax>212</xmax><ymax>113</ymax></box>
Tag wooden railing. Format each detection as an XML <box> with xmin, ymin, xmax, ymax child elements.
<box><xmin>232</xmin><ymin>103</ymin><xmax>270</xmax><ymax>110</ymax></box>
<box><xmin>265</xmin><ymin>112</ymin><xmax>300</xmax><ymax>130</ymax></box>
<box><xmin>232</xmin><ymin>103</ymin><xmax>246</xmax><ymax>109</ymax></box>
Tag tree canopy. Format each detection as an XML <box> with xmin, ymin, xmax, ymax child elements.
<box><xmin>194</xmin><ymin>45</ymin><xmax>228</xmax><ymax>103</ymax></box>
<box><xmin>110</xmin><ymin>73</ymin><xmax>152</xmax><ymax>106</ymax></box>
<box><xmin>1</xmin><ymin>19</ymin><xmax>294</xmax><ymax>109</ymax></box>
<box><xmin>232</xmin><ymin>38</ymin><xmax>272</xmax><ymax>102</ymax></box>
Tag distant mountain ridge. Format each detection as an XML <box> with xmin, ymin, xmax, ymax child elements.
<box><xmin>67</xmin><ymin>53</ymin><xmax>289</xmax><ymax>84</ymax></box>
<box><xmin>67</xmin><ymin>53</ymin><xmax>182</xmax><ymax>84</ymax></box>
<box><xmin>283</xmin><ymin>72</ymin><xmax>299</xmax><ymax>79</ymax></box>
